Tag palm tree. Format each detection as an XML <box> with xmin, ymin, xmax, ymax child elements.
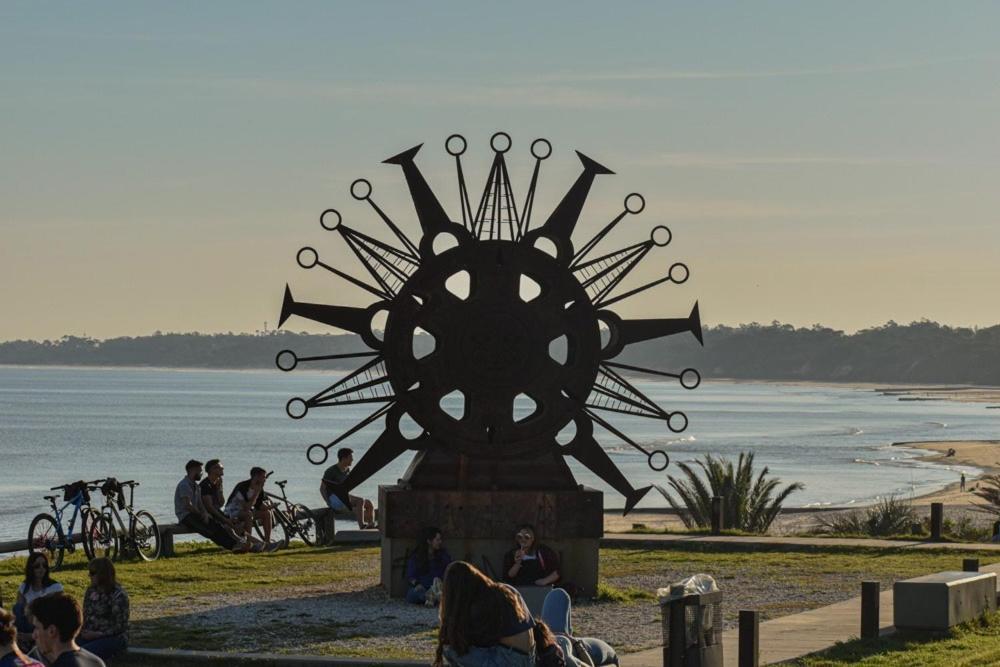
<box><xmin>655</xmin><ymin>451</ymin><xmax>804</xmax><ymax>533</ymax></box>
<box><xmin>973</xmin><ymin>474</ymin><xmax>1000</xmax><ymax>514</ymax></box>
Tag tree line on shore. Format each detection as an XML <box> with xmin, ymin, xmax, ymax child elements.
<box><xmin>1</xmin><ymin>319</ymin><xmax>999</xmax><ymax>385</ymax></box>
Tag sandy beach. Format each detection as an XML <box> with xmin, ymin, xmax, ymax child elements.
<box><xmin>605</xmin><ymin>439</ymin><xmax>1000</xmax><ymax>535</ymax></box>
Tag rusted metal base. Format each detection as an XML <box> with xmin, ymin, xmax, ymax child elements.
<box><xmin>378</xmin><ymin>484</ymin><xmax>603</xmax><ymax>598</ymax></box>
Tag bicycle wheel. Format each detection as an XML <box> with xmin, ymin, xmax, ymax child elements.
<box><xmin>28</xmin><ymin>513</ymin><xmax>65</xmax><ymax>570</ymax></box>
<box><xmin>131</xmin><ymin>510</ymin><xmax>161</xmax><ymax>561</ymax></box>
<box><xmin>252</xmin><ymin>508</ymin><xmax>288</xmax><ymax>548</ymax></box>
<box><xmin>87</xmin><ymin>512</ymin><xmax>119</xmax><ymax>562</ymax></box>
<box><xmin>290</xmin><ymin>503</ymin><xmax>318</xmax><ymax>547</ymax></box>
<box><xmin>81</xmin><ymin>508</ymin><xmax>97</xmax><ymax>560</ymax></box>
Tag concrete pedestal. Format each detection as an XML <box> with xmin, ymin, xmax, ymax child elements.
<box><xmin>378</xmin><ymin>484</ymin><xmax>603</xmax><ymax>598</ymax></box>
<box><xmin>893</xmin><ymin>571</ymin><xmax>997</xmax><ymax>630</ymax></box>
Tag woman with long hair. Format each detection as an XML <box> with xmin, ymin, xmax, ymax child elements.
<box><xmin>405</xmin><ymin>526</ymin><xmax>452</xmax><ymax>606</ymax></box>
<box><xmin>78</xmin><ymin>557</ymin><xmax>129</xmax><ymax>661</ymax></box>
<box><xmin>12</xmin><ymin>553</ymin><xmax>63</xmax><ymax>643</ymax></box>
<box><xmin>435</xmin><ymin>561</ymin><xmax>564</xmax><ymax>667</ymax></box>
<box><xmin>503</xmin><ymin>524</ymin><xmax>560</xmax><ymax>587</ymax></box>
<box><xmin>0</xmin><ymin>607</ymin><xmax>43</xmax><ymax>667</ymax></box>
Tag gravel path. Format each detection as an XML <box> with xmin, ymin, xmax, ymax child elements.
<box><xmin>130</xmin><ymin>552</ymin><xmax>922</xmax><ymax>658</ymax></box>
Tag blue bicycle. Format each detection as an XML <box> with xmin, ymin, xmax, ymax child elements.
<box><xmin>28</xmin><ymin>479</ymin><xmax>105</xmax><ymax>570</ymax></box>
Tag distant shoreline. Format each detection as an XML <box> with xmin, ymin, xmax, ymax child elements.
<box><xmin>4</xmin><ymin>364</ymin><xmax>1000</xmax><ymax>398</ymax></box>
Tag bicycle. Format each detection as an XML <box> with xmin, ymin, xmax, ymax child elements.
<box><xmin>87</xmin><ymin>478</ymin><xmax>161</xmax><ymax>562</ymax></box>
<box><xmin>28</xmin><ymin>479</ymin><xmax>106</xmax><ymax>570</ymax></box>
<box><xmin>251</xmin><ymin>477</ymin><xmax>318</xmax><ymax>548</ymax></box>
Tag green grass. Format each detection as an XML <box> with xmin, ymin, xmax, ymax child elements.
<box><xmin>795</xmin><ymin>612</ymin><xmax>1000</xmax><ymax>666</ymax></box>
<box><xmin>593</xmin><ymin>581</ymin><xmax>655</xmax><ymax>603</ymax></box>
<box><xmin>0</xmin><ymin>541</ymin><xmax>379</xmax><ymax>603</ymax></box>
<box><xmin>599</xmin><ymin>543</ymin><xmax>1000</xmax><ymax>581</ymax></box>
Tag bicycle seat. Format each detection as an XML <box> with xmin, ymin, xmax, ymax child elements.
<box><xmin>43</xmin><ymin>495</ymin><xmax>58</xmax><ymax>502</ymax></box>
<box><xmin>276</xmin><ymin>480</ymin><xmax>287</xmax><ymax>488</ymax></box>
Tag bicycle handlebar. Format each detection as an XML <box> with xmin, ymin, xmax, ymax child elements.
<box><xmin>49</xmin><ymin>478</ymin><xmax>106</xmax><ymax>491</ymax></box>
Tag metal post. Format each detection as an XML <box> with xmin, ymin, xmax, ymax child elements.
<box><xmin>738</xmin><ymin>610</ymin><xmax>759</xmax><ymax>667</ymax></box>
<box><xmin>664</xmin><ymin>597</ymin><xmax>685</xmax><ymax>667</ymax></box>
<box><xmin>963</xmin><ymin>558</ymin><xmax>980</xmax><ymax>572</ymax></box>
<box><xmin>711</xmin><ymin>496</ymin><xmax>724</xmax><ymax>535</ymax></box>
<box><xmin>930</xmin><ymin>503</ymin><xmax>943</xmax><ymax>541</ymax></box>
<box><xmin>860</xmin><ymin>581</ymin><xmax>880</xmax><ymax>639</ymax></box>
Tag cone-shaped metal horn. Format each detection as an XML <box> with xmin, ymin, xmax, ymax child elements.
<box><xmin>617</xmin><ymin>301</ymin><xmax>704</xmax><ymax>347</ymax></box>
<box><xmin>568</xmin><ymin>433</ymin><xmax>652</xmax><ymax>515</ymax></box>
<box><xmin>384</xmin><ymin>144</ymin><xmax>455</xmax><ymax>237</ymax></box>
<box><xmin>278</xmin><ymin>284</ymin><xmax>376</xmax><ymax>342</ymax></box>
<box><xmin>535</xmin><ymin>151</ymin><xmax>614</xmax><ymax>245</ymax></box>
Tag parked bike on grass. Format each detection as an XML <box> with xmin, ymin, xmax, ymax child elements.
<box><xmin>28</xmin><ymin>479</ymin><xmax>105</xmax><ymax>569</ymax></box>
<box><xmin>87</xmin><ymin>478</ymin><xmax>161</xmax><ymax>562</ymax></box>
<box><xmin>252</xmin><ymin>476</ymin><xmax>318</xmax><ymax>548</ymax></box>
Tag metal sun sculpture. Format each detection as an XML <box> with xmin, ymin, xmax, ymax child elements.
<box><xmin>276</xmin><ymin>132</ymin><xmax>703</xmax><ymax>514</ymax></box>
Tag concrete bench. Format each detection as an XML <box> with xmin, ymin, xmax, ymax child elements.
<box><xmin>893</xmin><ymin>570</ymin><xmax>997</xmax><ymax>630</ymax></box>
<box><xmin>158</xmin><ymin>508</ymin><xmax>377</xmax><ymax>556</ymax></box>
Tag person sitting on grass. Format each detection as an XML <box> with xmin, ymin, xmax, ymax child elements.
<box><xmin>1</xmin><ymin>607</ymin><xmax>44</xmax><ymax>667</ymax></box>
<box><xmin>224</xmin><ymin>467</ymin><xmax>280</xmax><ymax>552</ymax></box>
<box><xmin>405</xmin><ymin>526</ymin><xmax>452</xmax><ymax>606</ymax></box>
<box><xmin>77</xmin><ymin>558</ymin><xmax>128</xmax><ymax>662</ymax></box>
<box><xmin>29</xmin><ymin>593</ymin><xmax>104</xmax><ymax>667</ymax></box>
<box><xmin>503</xmin><ymin>524</ymin><xmax>561</xmax><ymax>587</ymax></box>
<box><xmin>174</xmin><ymin>459</ymin><xmax>248</xmax><ymax>553</ymax></box>
<box><xmin>541</xmin><ymin>588</ymin><xmax>618</xmax><ymax>667</ymax></box>
<box><xmin>434</xmin><ymin>561</ymin><xmax>564</xmax><ymax>667</ymax></box>
<box><xmin>12</xmin><ymin>553</ymin><xmax>63</xmax><ymax>648</ymax></box>
<box><xmin>320</xmin><ymin>448</ymin><xmax>375</xmax><ymax>530</ymax></box>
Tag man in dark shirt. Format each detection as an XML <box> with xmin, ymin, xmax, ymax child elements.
<box><xmin>225</xmin><ymin>467</ymin><xmax>279</xmax><ymax>551</ymax></box>
<box><xmin>319</xmin><ymin>448</ymin><xmax>375</xmax><ymax>530</ymax></box>
<box><xmin>29</xmin><ymin>593</ymin><xmax>104</xmax><ymax>666</ymax></box>
<box><xmin>200</xmin><ymin>459</ymin><xmax>244</xmax><ymax>545</ymax></box>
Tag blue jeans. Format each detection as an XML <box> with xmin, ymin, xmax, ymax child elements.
<box><xmin>406</xmin><ymin>584</ymin><xmax>427</xmax><ymax>605</ymax></box>
<box><xmin>541</xmin><ymin>588</ymin><xmax>619</xmax><ymax>667</ymax></box>
<box><xmin>80</xmin><ymin>633</ymin><xmax>128</xmax><ymax>661</ymax></box>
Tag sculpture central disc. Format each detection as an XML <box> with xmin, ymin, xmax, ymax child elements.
<box><xmin>456</xmin><ymin>311</ymin><xmax>531</xmax><ymax>384</ymax></box>
<box><xmin>382</xmin><ymin>239</ymin><xmax>602</xmax><ymax>459</ymax></box>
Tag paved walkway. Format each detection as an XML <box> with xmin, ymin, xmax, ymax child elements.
<box><xmin>604</xmin><ymin>532</ymin><xmax>1000</xmax><ymax>551</ymax></box>
<box><xmin>622</xmin><ymin>563</ymin><xmax>1000</xmax><ymax>666</ymax></box>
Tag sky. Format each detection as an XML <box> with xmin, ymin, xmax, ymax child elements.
<box><xmin>2</xmin><ymin>2</ymin><xmax>1000</xmax><ymax>340</ymax></box>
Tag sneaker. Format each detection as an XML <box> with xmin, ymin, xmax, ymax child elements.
<box><xmin>265</xmin><ymin>541</ymin><xmax>282</xmax><ymax>553</ymax></box>
<box><xmin>250</xmin><ymin>542</ymin><xmax>265</xmax><ymax>553</ymax></box>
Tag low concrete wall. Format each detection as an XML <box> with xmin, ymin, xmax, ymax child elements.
<box><xmin>894</xmin><ymin>570</ymin><xmax>998</xmax><ymax>630</ymax></box>
<box><xmin>126</xmin><ymin>647</ymin><xmax>425</xmax><ymax>666</ymax></box>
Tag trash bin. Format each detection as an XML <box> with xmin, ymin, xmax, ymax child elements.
<box><xmin>658</xmin><ymin>575</ymin><xmax>723</xmax><ymax>667</ymax></box>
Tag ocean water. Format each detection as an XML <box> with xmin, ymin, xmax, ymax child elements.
<box><xmin>0</xmin><ymin>366</ymin><xmax>994</xmax><ymax>543</ymax></box>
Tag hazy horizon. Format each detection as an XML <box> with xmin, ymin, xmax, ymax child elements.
<box><xmin>4</xmin><ymin>3</ymin><xmax>1000</xmax><ymax>340</ymax></box>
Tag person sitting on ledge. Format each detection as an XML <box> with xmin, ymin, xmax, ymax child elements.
<box><xmin>320</xmin><ymin>448</ymin><xmax>375</xmax><ymax>530</ymax></box>
<box><xmin>77</xmin><ymin>558</ymin><xmax>128</xmax><ymax>662</ymax></box>
<box><xmin>405</xmin><ymin>526</ymin><xmax>452</xmax><ymax>606</ymax></box>
<box><xmin>200</xmin><ymin>459</ymin><xmax>244</xmax><ymax>544</ymax></box>
<box><xmin>28</xmin><ymin>593</ymin><xmax>104</xmax><ymax>667</ymax></box>
<box><xmin>224</xmin><ymin>466</ymin><xmax>279</xmax><ymax>552</ymax></box>
<box><xmin>1</xmin><ymin>606</ymin><xmax>44</xmax><ymax>667</ymax></box>
<box><xmin>503</xmin><ymin>524</ymin><xmax>561</xmax><ymax>587</ymax></box>
<box><xmin>174</xmin><ymin>459</ymin><xmax>246</xmax><ymax>553</ymax></box>
<box><xmin>435</xmin><ymin>561</ymin><xmax>564</xmax><ymax>667</ymax></box>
